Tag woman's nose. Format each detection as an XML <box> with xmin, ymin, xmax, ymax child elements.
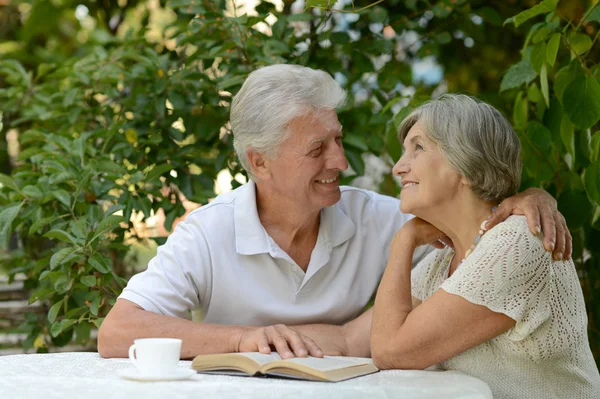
<box><xmin>392</xmin><ymin>156</ymin><xmax>409</xmax><ymax>176</ymax></box>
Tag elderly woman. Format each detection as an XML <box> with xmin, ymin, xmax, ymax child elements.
<box><xmin>371</xmin><ymin>94</ymin><xmax>600</xmax><ymax>398</ymax></box>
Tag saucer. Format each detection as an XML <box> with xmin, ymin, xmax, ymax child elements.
<box><xmin>117</xmin><ymin>368</ymin><xmax>197</xmax><ymax>382</ymax></box>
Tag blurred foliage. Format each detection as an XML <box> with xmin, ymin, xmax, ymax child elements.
<box><xmin>0</xmin><ymin>0</ymin><xmax>598</xmax><ymax>365</ymax></box>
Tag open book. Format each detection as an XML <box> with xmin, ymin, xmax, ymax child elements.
<box><xmin>191</xmin><ymin>352</ymin><xmax>379</xmax><ymax>382</ymax></box>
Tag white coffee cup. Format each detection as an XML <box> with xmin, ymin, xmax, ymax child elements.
<box><xmin>128</xmin><ymin>338</ymin><xmax>182</xmax><ymax>376</ymax></box>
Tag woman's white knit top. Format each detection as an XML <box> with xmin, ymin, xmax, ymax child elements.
<box><xmin>411</xmin><ymin>215</ymin><xmax>600</xmax><ymax>399</ymax></box>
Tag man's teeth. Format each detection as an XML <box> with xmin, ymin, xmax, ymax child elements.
<box><xmin>317</xmin><ymin>177</ymin><xmax>337</xmax><ymax>183</ymax></box>
<box><xmin>403</xmin><ymin>182</ymin><xmax>419</xmax><ymax>187</ymax></box>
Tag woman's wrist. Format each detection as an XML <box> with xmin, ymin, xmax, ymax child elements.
<box><xmin>389</xmin><ymin>230</ymin><xmax>418</xmax><ymax>262</ymax></box>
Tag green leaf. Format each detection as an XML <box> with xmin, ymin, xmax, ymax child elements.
<box><xmin>104</xmin><ymin>204</ymin><xmax>125</xmax><ymax>217</ymax></box>
<box><xmin>146</xmin><ymin>163</ymin><xmax>174</xmax><ymax>182</ymax></box>
<box><xmin>585</xmin><ymin>4</ymin><xmax>600</xmax><ymax>23</ymax></box>
<box><xmin>554</xmin><ymin>63</ymin><xmax>580</xmax><ymax>101</ymax></box>
<box><xmin>287</xmin><ymin>13</ymin><xmax>314</xmax><ymax>22</ymax></box>
<box><xmin>591</xmin><ymin>131</ymin><xmax>600</xmax><ymax>162</ymax></box>
<box><xmin>75</xmin><ymin>322</ymin><xmax>91</xmax><ymax>344</ymax></box>
<box><xmin>563</xmin><ymin>76</ymin><xmax>600</xmax><ymax>130</ymax></box>
<box><xmin>88</xmin><ymin>254</ymin><xmax>111</xmax><ymax>273</ymax></box>
<box><xmin>568</xmin><ymin>33</ymin><xmax>593</xmax><ymax>55</ymax></box>
<box><xmin>585</xmin><ymin>162</ymin><xmax>600</xmax><ymax>206</ymax></box>
<box><xmin>263</xmin><ymin>40</ymin><xmax>289</xmax><ymax>57</ymax></box>
<box><xmin>343</xmin><ymin>134</ymin><xmax>369</xmax><ymax>151</ymax></box>
<box><xmin>527</xmin><ymin>83</ymin><xmax>542</xmax><ymax>103</ymax></box>
<box><xmin>513</xmin><ymin>92</ymin><xmax>529</xmax><ymax>129</ymax></box>
<box><xmin>48</xmin><ymin>299</ymin><xmax>64</xmax><ymax>323</ymax></box>
<box><xmin>530</xmin><ymin>42</ymin><xmax>547</xmax><ymax>73</ymax></box>
<box><xmin>435</xmin><ymin>32</ymin><xmax>452</xmax><ymax>44</ymax></box>
<box><xmin>560</xmin><ymin>115</ymin><xmax>575</xmax><ymax>163</ymax></box>
<box><xmin>540</xmin><ymin>64</ymin><xmax>549</xmax><ymax>107</ymax></box>
<box><xmin>500</xmin><ymin>60</ymin><xmax>537</xmax><ymax>92</ymax></box>
<box><xmin>217</xmin><ymin>75</ymin><xmax>245</xmax><ymax>91</ymax></box>
<box><xmin>22</xmin><ymin>185</ymin><xmax>43</xmax><ymax>199</ymax></box>
<box><xmin>345</xmin><ymin>149</ymin><xmax>365</xmax><ymax>176</ymax></box>
<box><xmin>369</xmin><ymin>6</ymin><xmax>388</xmax><ymax>23</ymax></box>
<box><xmin>508</xmin><ymin>0</ymin><xmax>559</xmax><ymax>28</ymax></box>
<box><xmin>546</xmin><ymin>33</ymin><xmax>560</xmax><ymax>66</ymax></box>
<box><xmin>80</xmin><ymin>275</ymin><xmax>96</xmax><ymax>287</ymax></box>
<box><xmin>50</xmin><ymin>247</ymin><xmax>79</xmax><ymax>269</ymax></box>
<box><xmin>558</xmin><ymin>190</ymin><xmax>594</xmax><ymax>228</ymax></box>
<box><xmin>0</xmin><ymin>203</ymin><xmax>23</xmax><ymax>249</ymax></box>
<box><xmin>28</xmin><ymin>288</ymin><xmax>54</xmax><ymax>304</ymax></box>
<box><xmin>527</xmin><ymin>121</ymin><xmax>553</xmax><ymax>152</ymax></box>
<box><xmin>29</xmin><ymin>215</ymin><xmax>59</xmax><ymax>235</ymax></box>
<box><xmin>306</xmin><ymin>0</ymin><xmax>330</xmax><ymax>7</ymax></box>
<box><xmin>50</xmin><ymin>319</ymin><xmax>75</xmax><ymax>338</ymax></box>
<box><xmin>52</xmin><ymin>189</ymin><xmax>71</xmax><ymax>208</ymax></box>
<box><xmin>44</xmin><ymin>229</ymin><xmax>78</xmax><ymax>245</ymax></box>
<box><xmin>0</xmin><ymin>173</ymin><xmax>19</xmax><ymax>192</ymax></box>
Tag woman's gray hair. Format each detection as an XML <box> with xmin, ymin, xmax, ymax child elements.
<box><xmin>230</xmin><ymin>64</ymin><xmax>346</xmax><ymax>181</ymax></box>
<box><xmin>398</xmin><ymin>94</ymin><xmax>522</xmax><ymax>202</ymax></box>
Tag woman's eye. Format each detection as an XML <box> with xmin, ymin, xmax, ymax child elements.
<box><xmin>415</xmin><ymin>144</ymin><xmax>423</xmax><ymax>151</ymax></box>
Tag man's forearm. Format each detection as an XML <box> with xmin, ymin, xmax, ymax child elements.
<box><xmin>98</xmin><ymin>299</ymin><xmax>250</xmax><ymax>359</ymax></box>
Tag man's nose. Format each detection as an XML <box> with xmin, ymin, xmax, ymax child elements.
<box><xmin>327</xmin><ymin>143</ymin><xmax>349</xmax><ymax>171</ymax></box>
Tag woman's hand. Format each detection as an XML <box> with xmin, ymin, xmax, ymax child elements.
<box><xmin>392</xmin><ymin>218</ymin><xmax>450</xmax><ymax>254</ymax></box>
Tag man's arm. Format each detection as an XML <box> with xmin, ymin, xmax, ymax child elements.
<box><xmin>98</xmin><ymin>299</ymin><xmax>248</xmax><ymax>359</ymax></box>
<box><xmin>98</xmin><ymin>299</ymin><xmax>372</xmax><ymax>359</ymax></box>
<box><xmin>486</xmin><ymin>187</ymin><xmax>571</xmax><ymax>260</ymax></box>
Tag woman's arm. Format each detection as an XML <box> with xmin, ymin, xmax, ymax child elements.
<box><xmin>371</xmin><ymin>227</ymin><xmax>515</xmax><ymax>370</ymax></box>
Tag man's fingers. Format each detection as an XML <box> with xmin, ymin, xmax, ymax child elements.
<box><xmin>302</xmin><ymin>336</ymin><xmax>324</xmax><ymax>358</ymax></box>
<box><xmin>521</xmin><ymin>202</ymin><xmax>542</xmax><ymax>237</ymax></box>
<box><xmin>539</xmin><ymin>205</ymin><xmax>556</xmax><ymax>252</ymax></box>
<box><xmin>256</xmin><ymin>331</ymin><xmax>271</xmax><ymax>354</ymax></box>
<box><xmin>280</xmin><ymin>327</ymin><xmax>309</xmax><ymax>358</ymax></box>
<box><xmin>553</xmin><ymin>215</ymin><xmax>566</xmax><ymax>260</ymax></box>
<box><xmin>564</xmin><ymin>219</ymin><xmax>573</xmax><ymax>260</ymax></box>
<box><xmin>485</xmin><ymin>200</ymin><xmax>512</xmax><ymax>229</ymax></box>
<box><xmin>269</xmin><ymin>326</ymin><xmax>294</xmax><ymax>358</ymax></box>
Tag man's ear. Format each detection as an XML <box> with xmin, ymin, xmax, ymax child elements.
<box><xmin>246</xmin><ymin>148</ymin><xmax>271</xmax><ymax>180</ymax></box>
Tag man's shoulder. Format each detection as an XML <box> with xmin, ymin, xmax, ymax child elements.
<box><xmin>184</xmin><ymin>186</ymin><xmax>242</xmax><ymax>224</ymax></box>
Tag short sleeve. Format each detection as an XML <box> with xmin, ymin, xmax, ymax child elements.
<box><xmin>441</xmin><ymin>216</ymin><xmax>552</xmax><ymax>341</ymax></box>
<box><xmin>119</xmin><ymin>216</ymin><xmax>212</xmax><ymax>319</ymax></box>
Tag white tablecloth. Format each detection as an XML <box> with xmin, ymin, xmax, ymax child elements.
<box><xmin>0</xmin><ymin>352</ymin><xmax>492</xmax><ymax>399</ymax></box>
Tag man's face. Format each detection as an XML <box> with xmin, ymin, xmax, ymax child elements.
<box><xmin>264</xmin><ymin>109</ymin><xmax>349</xmax><ymax>212</ymax></box>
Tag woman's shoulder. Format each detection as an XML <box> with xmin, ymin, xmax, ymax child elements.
<box><xmin>480</xmin><ymin>214</ymin><xmax>544</xmax><ymax>252</ymax></box>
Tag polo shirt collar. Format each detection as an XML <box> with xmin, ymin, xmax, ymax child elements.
<box><xmin>234</xmin><ymin>181</ymin><xmax>270</xmax><ymax>255</ymax></box>
<box><xmin>234</xmin><ymin>181</ymin><xmax>356</xmax><ymax>255</ymax></box>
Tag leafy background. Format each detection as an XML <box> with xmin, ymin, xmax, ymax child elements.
<box><xmin>0</xmin><ymin>0</ymin><xmax>598</xmax><ymax>365</ymax></box>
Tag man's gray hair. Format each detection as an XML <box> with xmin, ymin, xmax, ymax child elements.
<box><xmin>230</xmin><ymin>64</ymin><xmax>346</xmax><ymax>181</ymax></box>
<box><xmin>398</xmin><ymin>94</ymin><xmax>522</xmax><ymax>202</ymax></box>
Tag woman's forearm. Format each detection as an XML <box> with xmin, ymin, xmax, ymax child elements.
<box><xmin>371</xmin><ymin>237</ymin><xmax>416</xmax><ymax>368</ymax></box>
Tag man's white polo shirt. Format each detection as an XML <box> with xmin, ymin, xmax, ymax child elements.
<box><xmin>119</xmin><ymin>181</ymin><xmax>426</xmax><ymax>326</ymax></box>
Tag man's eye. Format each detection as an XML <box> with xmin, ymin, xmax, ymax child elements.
<box><xmin>310</xmin><ymin>147</ymin><xmax>322</xmax><ymax>156</ymax></box>
<box><xmin>335</xmin><ymin>137</ymin><xmax>343</xmax><ymax>145</ymax></box>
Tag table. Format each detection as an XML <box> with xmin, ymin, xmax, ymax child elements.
<box><xmin>0</xmin><ymin>352</ymin><xmax>492</xmax><ymax>399</ymax></box>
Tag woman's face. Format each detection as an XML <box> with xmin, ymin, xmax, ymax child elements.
<box><xmin>392</xmin><ymin>121</ymin><xmax>465</xmax><ymax>217</ymax></box>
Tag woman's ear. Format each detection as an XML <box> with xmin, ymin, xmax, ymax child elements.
<box><xmin>246</xmin><ymin>148</ymin><xmax>271</xmax><ymax>181</ymax></box>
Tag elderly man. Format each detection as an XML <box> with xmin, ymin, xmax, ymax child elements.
<box><xmin>98</xmin><ymin>65</ymin><xmax>570</xmax><ymax>360</ymax></box>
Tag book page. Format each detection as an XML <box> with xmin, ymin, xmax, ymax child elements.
<box><xmin>279</xmin><ymin>355</ymin><xmax>373</xmax><ymax>372</ymax></box>
<box><xmin>237</xmin><ymin>352</ymin><xmax>283</xmax><ymax>367</ymax></box>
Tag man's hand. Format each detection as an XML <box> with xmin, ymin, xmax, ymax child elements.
<box><xmin>486</xmin><ymin>188</ymin><xmax>571</xmax><ymax>260</ymax></box>
<box><xmin>237</xmin><ymin>324</ymin><xmax>324</xmax><ymax>359</ymax></box>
